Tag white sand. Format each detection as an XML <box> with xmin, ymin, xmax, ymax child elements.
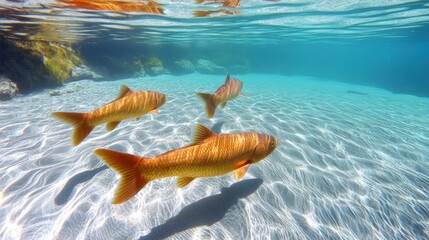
<box><xmin>0</xmin><ymin>74</ymin><xmax>428</xmax><ymax>239</ymax></box>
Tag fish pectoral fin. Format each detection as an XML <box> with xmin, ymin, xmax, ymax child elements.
<box><xmin>150</xmin><ymin>109</ymin><xmax>159</xmax><ymax>115</ymax></box>
<box><xmin>240</xmin><ymin>93</ymin><xmax>249</xmax><ymax>98</ymax></box>
<box><xmin>136</xmin><ymin>117</ymin><xmax>140</xmax><ymax>120</ymax></box>
<box><xmin>106</xmin><ymin>121</ymin><xmax>121</xmax><ymax>131</ymax></box>
<box><xmin>220</xmin><ymin>101</ymin><xmax>227</xmax><ymax>109</ymax></box>
<box><xmin>177</xmin><ymin>176</ymin><xmax>195</xmax><ymax>188</ymax></box>
<box><xmin>234</xmin><ymin>162</ymin><xmax>251</xmax><ymax>180</ymax></box>
<box><xmin>191</xmin><ymin>124</ymin><xmax>217</xmax><ymax>145</ymax></box>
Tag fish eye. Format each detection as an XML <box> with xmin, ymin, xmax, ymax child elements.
<box><xmin>270</xmin><ymin>142</ymin><xmax>275</xmax><ymax>148</ymax></box>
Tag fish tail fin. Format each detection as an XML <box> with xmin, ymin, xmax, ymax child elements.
<box><xmin>94</xmin><ymin>149</ymin><xmax>149</xmax><ymax>204</ymax></box>
<box><xmin>51</xmin><ymin>112</ymin><xmax>94</xmax><ymax>146</ymax></box>
<box><xmin>196</xmin><ymin>92</ymin><xmax>217</xmax><ymax>119</ymax></box>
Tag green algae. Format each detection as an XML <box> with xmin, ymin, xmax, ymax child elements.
<box><xmin>16</xmin><ymin>41</ymin><xmax>82</xmax><ymax>84</ymax></box>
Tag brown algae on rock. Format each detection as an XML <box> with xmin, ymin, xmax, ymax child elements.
<box><xmin>16</xmin><ymin>41</ymin><xmax>83</xmax><ymax>84</ymax></box>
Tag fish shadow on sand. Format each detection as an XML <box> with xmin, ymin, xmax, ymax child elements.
<box><xmin>55</xmin><ymin>165</ymin><xmax>108</xmax><ymax>205</ymax></box>
<box><xmin>139</xmin><ymin>178</ymin><xmax>263</xmax><ymax>240</ymax></box>
<box><xmin>347</xmin><ymin>90</ymin><xmax>368</xmax><ymax>95</ymax></box>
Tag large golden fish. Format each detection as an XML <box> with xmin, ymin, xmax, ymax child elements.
<box><xmin>197</xmin><ymin>73</ymin><xmax>245</xmax><ymax>119</ymax></box>
<box><xmin>52</xmin><ymin>85</ymin><xmax>166</xmax><ymax>146</ymax></box>
<box><xmin>94</xmin><ymin>124</ymin><xmax>278</xmax><ymax>204</ymax></box>
<box><xmin>57</xmin><ymin>0</ymin><xmax>165</xmax><ymax>14</ymax></box>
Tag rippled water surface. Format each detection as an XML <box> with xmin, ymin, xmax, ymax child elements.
<box><xmin>1</xmin><ymin>74</ymin><xmax>428</xmax><ymax>239</ymax></box>
<box><xmin>1</xmin><ymin>0</ymin><xmax>429</xmax><ymax>43</ymax></box>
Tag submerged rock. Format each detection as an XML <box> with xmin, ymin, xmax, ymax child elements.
<box><xmin>15</xmin><ymin>41</ymin><xmax>83</xmax><ymax>84</ymax></box>
<box><xmin>72</xmin><ymin>64</ymin><xmax>103</xmax><ymax>80</ymax></box>
<box><xmin>196</xmin><ymin>59</ymin><xmax>226</xmax><ymax>74</ymax></box>
<box><xmin>0</xmin><ymin>37</ymin><xmax>83</xmax><ymax>92</ymax></box>
<box><xmin>49</xmin><ymin>84</ymin><xmax>83</xmax><ymax>96</ymax></box>
<box><xmin>0</xmin><ymin>76</ymin><xmax>19</xmax><ymax>101</ymax></box>
<box><xmin>149</xmin><ymin>66</ymin><xmax>164</xmax><ymax>76</ymax></box>
<box><xmin>171</xmin><ymin>59</ymin><xmax>195</xmax><ymax>75</ymax></box>
<box><xmin>144</xmin><ymin>57</ymin><xmax>164</xmax><ymax>76</ymax></box>
<box><xmin>133</xmin><ymin>68</ymin><xmax>147</xmax><ymax>78</ymax></box>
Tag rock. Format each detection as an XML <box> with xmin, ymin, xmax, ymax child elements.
<box><xmin>0</xmin><ymin>37</ymin><xmax>83</xmax><ymax>92</ymax></box>
<box><xmin>49</xmin><ymin>84</ymin><xmax>83</xmax><ymax>96</ymax></box>
<box><xmin>71</xmin><ymin>64</ymin><xmax>103</xmax><ymax>80</ymax></box>
<box><xmin>171</xmin><ymin>59</ymin><xmax>195</xmax><ymax>75</ymax></box>
<box><xmin>144</xmin><ymin>57</ymin><xmax>164</xmax><ymax>76</ymax></box>
<box><xmin>133</xmin><ymin>68</ymin><xmax>147</xmax><ymax>78</ymax></box>
<box><xmin>49</xmin><ymin>90</ymin><xmax>61</xmax><ymax>96</ymax></box>
<box><xmin>196</xmin><ymin>59</ymin><xmax>226</xmax><ymax>74</ymax></box>
<box><xmin>149</xmin><ymin>66</ymin><xmax>164</xmax><ymax>76</ymax></box>
<box><xmin>0</xmin><ymin>76</ymin><xmax>19</xmax><ymax>101</ymax></box>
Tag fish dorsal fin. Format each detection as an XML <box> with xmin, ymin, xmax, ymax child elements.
<box><xmin>225</xmin><ymin>72</ymin><xmax>231</xmax><ymax>83</ymax></box>
<box><xmin>117</xmin><ymin>85</ymin><xmax>132</xmax><ymax>99</ymax></box>
<box><xmin>192</xmin><ymin>124</ymin><xmax>216</xmax><ymax>145</ymax></box>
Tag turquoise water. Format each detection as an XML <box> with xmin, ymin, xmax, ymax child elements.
<box><xmin>1</xmin><ymin>0</ymin><xmax>429</xmax><ymax>239</ymax></box>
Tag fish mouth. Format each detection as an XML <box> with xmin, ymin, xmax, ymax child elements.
<box><xmin>161</xmin><ymin>94</ymin><xmax>167</xmax><ymax>105</ymax></box>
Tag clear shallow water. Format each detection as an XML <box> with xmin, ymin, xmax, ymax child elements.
<box><xmin>1</xmin><ymin>74</ymin><xmax>428</xmax><ymax>239</ymax></box>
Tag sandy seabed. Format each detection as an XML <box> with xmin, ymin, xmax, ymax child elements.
<box><xmin>1</xmin><ymin>73</ymin><xmax>428</xmax><ymax>240</ymax></box>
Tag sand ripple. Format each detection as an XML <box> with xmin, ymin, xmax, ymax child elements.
<box><xmin>1</xmin><ymin>74</ymin><xmax>428</xmax><ymax>239</ymax></box>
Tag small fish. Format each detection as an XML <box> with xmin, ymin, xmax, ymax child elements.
<box><xmin>197</xmin><ymin>73</ymin><xmax>244</xmax><ymax>119</ymax></box>
<box><xmin>195</xmin><ymin>0</ymin><xmax>240</xmax><ymax>8</ymax></box>
<box><xmin>52</xmin><ymin>85</ymin><xmax>166</xmax><ymax>146</ymax></box>
<box><xmin>193</xmin><ymin>9</ymin><xmax>240</xmax><ymax>17</ymax></box>
<box><xmin>94</xmin><ymin>124</ymin><xmax>278</xmax><ymax>204</ymax></box>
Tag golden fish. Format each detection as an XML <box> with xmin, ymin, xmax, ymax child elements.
<box><xmin>52</xmin><ymin>85</ymin><xmax>166</xmax><ymax>146</ymax></box>
<box><xmin>57</xmin><ymin>0</ymin><xmax>164</xmax><ymax>14</ymax></box>
<box><xmin>94</xmin><ymin>124</ymin><xmax>278</xmax><ymax>204</ymax></box>
<box><xmin>193</xmin><ymin>9</ymin><xmax>240</xmax><ymax>17</ymax></box>
<box><xmin>195</xmin><ymin>0</ymin><xmax>240</xmax><ymax>8</ymax></box>
<box><xmin>197</xmin><ymin>73</ymin><xmax>245</xmax><ymax>119</ymax></box>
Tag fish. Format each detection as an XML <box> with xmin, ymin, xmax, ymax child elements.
<box><xmin>51</xmin><ymin>85</ymin><xmax>167</xmax><ymax>146</ymax></box>
<box><xmin>196</xmin><ymin>73</ymin><xmax>244</xmax><ymax>119</ymax></box>
<box><xmin>193</xmin><ymin>9</ymin><xmax>240</xmax><ymax>17</ymax></box>
<box><xmin>57</xmin><ymin>0</ymin><xmax>164</xmax><ymax>14</ymax></box>
<box><xmin>94</xmin><ymin>124</ymin><xmax>278</xmax><ymax>204</ymax></box>
<box><xmin>195</xmin><ymin>0</ymin><xmax>240</xmax><ymax>8</ymax></box>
